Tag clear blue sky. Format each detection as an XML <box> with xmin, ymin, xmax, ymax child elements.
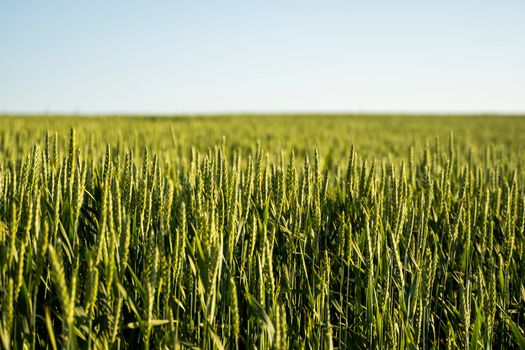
<box><xmin>1</xmin><ymin>0</ymin><xmax>524</xmax><ymax>114</ymax></box>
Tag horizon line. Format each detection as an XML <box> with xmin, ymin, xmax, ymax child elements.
<box><xmin>1</xmin><ymin>110</ymin><xmax>525</xmax><ymax>117</ymax></box>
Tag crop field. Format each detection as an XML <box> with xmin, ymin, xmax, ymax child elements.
<box><xmin>0</xmin><ymin>115</ymin><xmax>524</xmax><ymax>349</ymax></box>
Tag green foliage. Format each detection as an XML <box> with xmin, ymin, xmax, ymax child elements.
<box><xmin>0</xmin><ymin>115</ymin><xmax>524</xmax><ymax>349</ymax></box>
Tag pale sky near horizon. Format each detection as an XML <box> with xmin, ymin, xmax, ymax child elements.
<box><xmin>1</xmin><ymin>1</ymin><xmax>524</xmax><ymax>114</ymax></box>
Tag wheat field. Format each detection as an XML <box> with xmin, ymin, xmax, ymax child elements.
<box><xmin>0</xmin><ymin>115</ymin><xmax>524</xmax><ymax>349</ymax></box>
